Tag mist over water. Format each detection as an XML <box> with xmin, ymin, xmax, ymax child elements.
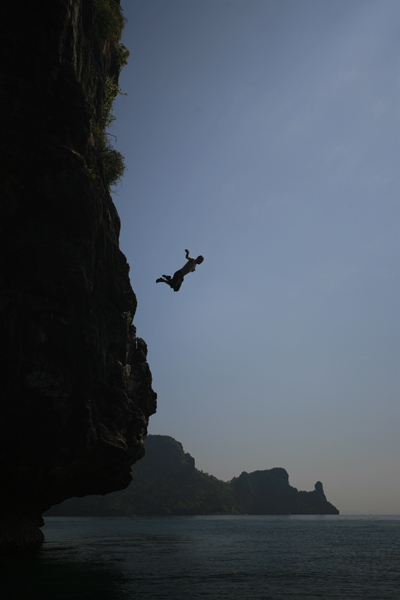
<box><xmin>2</xmin><ymin>516</ymin><xmax>399</xmax><ymax>599</ymax></box>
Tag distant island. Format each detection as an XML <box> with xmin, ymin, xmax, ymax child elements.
<box><xmin>45</xmin><ymin>435</ymin><xmax>339</xmax><ymax>516</ymax></box>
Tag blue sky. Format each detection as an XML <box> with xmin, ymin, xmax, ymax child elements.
<box><xmin>111</xmin><ymin>0</ymin><xmax>399</xmax><ymax>514</ymax></box>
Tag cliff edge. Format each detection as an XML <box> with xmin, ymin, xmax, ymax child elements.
<box><xmin>0</xmin><ymin>0</ymin><xmax>156</xmax><ymax>551</ymax></box>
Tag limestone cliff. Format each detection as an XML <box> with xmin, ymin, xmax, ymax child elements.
<box><xmin>230</xmin><ymin>469</ymin><xmax>339</xmax><ymax>515</ymax></box>
<box><xmin>46</xmin><ymin>435</ymin><xmax>340</xmax><ymax>516</ymax></box>
<box><xmin>0</xmin><ymin>0</ymin><xmax>156</xmax><ymax>550</ymax></box>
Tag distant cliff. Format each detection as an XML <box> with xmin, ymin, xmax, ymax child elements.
<box><xmin>230</xmin><ymin>469</ymin><xmax>338</xmax><ymax>515</ymax></box>
<box><xmin>46</xmin><ymin>435</ymin><xmax>339</xmax><ymax>516</ymax></box>
<box><xmin>0</xmin><ymin>0</ymin><xmax>156</xmax><ymax>551</ymax></box>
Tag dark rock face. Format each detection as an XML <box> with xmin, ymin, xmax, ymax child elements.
<box><xmin>0</xmin><ymin>516</ymin><xmax>45</xmax><ymax>554</ymax></box>
<box><xmin>0</xmin><ymin>0</ymin><xmax>156</xmax><ymax>548</ymax></box>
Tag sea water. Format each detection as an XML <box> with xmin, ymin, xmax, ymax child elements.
<box><xmin>1</xmin><ymin>515</ymin><xmax>399</xmax><ymax>600</ymax></box>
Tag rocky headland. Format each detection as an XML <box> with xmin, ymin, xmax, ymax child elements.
<box><xmin>0</xmin><ymin>0</ymin><xmax>156</xmax><ymax>551</ymax></box>
<box><xmin>46</xmin><ymin>435</ymin><xmax>339</xmax><ymax>516</ymax></box>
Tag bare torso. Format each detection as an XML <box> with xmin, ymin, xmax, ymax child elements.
<box><xmin>179</xmin><ymin>257</ymin><xmax>197</xmax><ymax>277</ymax></box>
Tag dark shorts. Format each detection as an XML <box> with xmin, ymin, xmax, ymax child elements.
<box><xmin>169</xmin><ymin>270</ymin><xmax>184</xmax><ymax>292</ymax></box>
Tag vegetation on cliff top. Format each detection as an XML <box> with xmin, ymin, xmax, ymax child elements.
<box><xmin>94</xmin><ymin>0</ymin><xmax>124</xmax><ymax>42</ymax></box>
<box><xmin>93</xmin><ymin>0</ymin><xmax>129</xmax><ymax>189</ymax></box>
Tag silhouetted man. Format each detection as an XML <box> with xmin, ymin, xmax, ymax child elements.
<box><xmin>156</xmin><ymin>249</ymin><xmax>204</xmax><ymax>292</ymax></box>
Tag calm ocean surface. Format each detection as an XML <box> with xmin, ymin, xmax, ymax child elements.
<box><xmin>1</xmin><ymin>515</ymin><xmax>399</xmax><ymax>600</ymax></box>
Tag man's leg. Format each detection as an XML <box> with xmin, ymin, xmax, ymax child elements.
<box><xmin>170</xmin><ymin>270</ymin><xmax>184</xmax><ymax>291</ymax></box>
<box><xmin>156</xmin><ymin>276</ymin><xmax>176</xmax><ymax>288</ymax></box>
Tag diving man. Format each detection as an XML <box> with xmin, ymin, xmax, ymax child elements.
<box><xmin>156</xmin><ymin>249</ymin><xmax>204</xmax><ymax>292</ymax></box>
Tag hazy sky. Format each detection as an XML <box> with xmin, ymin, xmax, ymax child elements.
<box><xmin>111</xmin><ymin>0</ymin><xmax>399</xmax><ymax>514</ymax></box>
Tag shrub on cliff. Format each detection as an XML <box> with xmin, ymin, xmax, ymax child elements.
<box><xmin>93</xmin><ymin>0</ymin><xmax>129</xmax><ymax>189</ymax></box>
<box><xmin>94</xmin><ymin>0</ymin><xmax>124</xmax><ymax>42</ymax></box>
<box><xmin>94</xmin><ymin>0</ymin><xmax>130</xmax><ymax>68</ymax></box>
<box><xmin>93</xmin><ymin>77</ymin><xmax>126</xmax><ymax>188</ymax></box>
